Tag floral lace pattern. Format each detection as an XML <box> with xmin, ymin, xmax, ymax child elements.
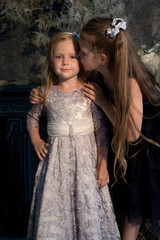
<box><xmin>26</xmin><ymin>87</ymin><xmax>120</xmax><ymax>240</ymax></box>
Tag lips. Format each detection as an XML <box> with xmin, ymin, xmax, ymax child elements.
<box><xmin>61</xmin><ymin>69</ymin><xmax>71</xmax><ymax>72</ymax></box>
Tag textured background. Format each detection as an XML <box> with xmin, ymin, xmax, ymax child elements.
<box><xmin>0</xmin><ymin>1</ymin><xmax>159</xmax><ymax>239</ymax></box>
<box><xmin>0</xmin><ymin>0</ymin><xmax>159</xmax><ymax>85</ymax></box>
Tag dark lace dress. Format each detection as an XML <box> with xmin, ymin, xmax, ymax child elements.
<box><xmin>109</xmin><ymin>100</ymin><xmax>160</xmax><ymax>229</ymax></box>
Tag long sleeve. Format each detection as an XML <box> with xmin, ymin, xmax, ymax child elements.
<box><xmin>91</xmin><ymin>102</ymin><xmax>111</xmax><ymax>147</ymax></box>
<box><xmin>26</xmin><ymin>103</ymin><xmax>44</xmax><ymax>131</ymax></box>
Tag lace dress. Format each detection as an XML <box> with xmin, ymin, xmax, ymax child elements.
<box><xmin>109</xmin><ymin>100</ymin><xmax>160</xmax><ymax>229</ymax></box>
<box><xmin>26</xmin><ymin>87</ymin><xmax>121</xmax><ymax>240</ymax></box>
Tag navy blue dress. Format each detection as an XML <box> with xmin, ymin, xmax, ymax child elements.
<box><xmin>109</xmin><ymin>100</ymin><xmax>160</xmax><ymax>229</ymax></box>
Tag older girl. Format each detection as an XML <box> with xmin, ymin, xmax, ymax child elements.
<box><xmin>79</xmin><ymin>17</ymin><xmax>160</xmax><ymax>240</ymax></box>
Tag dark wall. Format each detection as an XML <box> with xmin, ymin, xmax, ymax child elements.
<box><xmin>123</xmin><ymin>0</ymin><xmax>160</xmax><ymax>49</ymax></box>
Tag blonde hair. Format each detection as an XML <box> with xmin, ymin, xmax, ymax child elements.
<box><xmin>80</xmin><ymin>17</ymin><xmax>160</xmax><ymax>180</ymax></box>
<box><xmin>42</xmin><ymin>32</ymin><xmax>86</xmax><ymax>102</ymax></box>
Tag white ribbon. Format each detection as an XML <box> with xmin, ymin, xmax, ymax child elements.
<box><xmin>106</xmin><ymin>18</ymin><xmax>126</xmax><ymax>38</ymax></box>
<box><xmin>47</xmin><ymin>118</ymin><xmax>94</xmax><ymax>137</ymax></box>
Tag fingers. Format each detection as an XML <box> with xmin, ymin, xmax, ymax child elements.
<box><xmin>82</xmin><ymin>90</ymin><xmax>96</xmax><ymax>102</ymax></box>
<box><xmin>45</xmin><ymin>143</ymin><xmax>50</xmax><ymax>148</ymax></box>
<box><xmin>29</xmin><ymin>88</ymin><xmax>44</xmax><ymax>104</ymax></box>
<box><xmin>31</xmin><ymin>90</ymin><xmax>43</xmax><ymax>100</ymax></box>
<box><xmin>82</xmin><ymin>82</ymin><xmax>104</xmax><ymax>106</ymax></box>
<box><xmin>82</xmin><ymin>84</ymin><xmax>97</xmax><ymax>101</ymax></box>
<box><xmin>37</xmin><ymin>149</ymin><xmax>47</xmax><ymax>161</ymax></box>
<box><xmin>36</xmin><ymin>143</ymin><xmax>49</xmax><ymax>161</ymax></box>
<box><xmin>98</xmin><ymin>177</ymin><xmax>110</xmax><ymax>188</ymax></box>
<box><xmin>97</xmin><ymin>168</ymin><xmax>110</xmax><ymax>188</ymax></box>
<box><xmin>82</xmin><ymin>83</ymin><xmax>96</xmax><ymax>95</ymax></box>
<box><xmin>37</xmin><ymin>151</ymin><xmax>44</xmax><ymax>161</ymax></box>
<box><xmin>83</xmin><ymin>82</ymin><xmax>102</xmax><ymax>92</ymax></box>
<box><xmin>29</xmin><ymin>96</ymin><xmax>41</xmax><ymax>104</ymax></box>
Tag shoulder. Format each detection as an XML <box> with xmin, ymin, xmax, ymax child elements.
<box><xmin>129</xmin><ymin>78</ymin><xmax>139</xmax><ymax>88</ymax></box>
<box><xmin>129</xmin><ymin>78</ymin><xmax>142</xmax><ymax>97</ymax></box>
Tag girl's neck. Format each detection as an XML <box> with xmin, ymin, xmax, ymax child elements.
<box><xmin>102</xmin><ymin>75</ymin><xmax>114</xmax><ymax>91</ymax></box>
<box><xmin>54</xmin><ymin>78</ymin><xmax>83</xmax><ymax>92</ymax></box>
<box><xmin>98</xmin><ymin>65</ymin><xmax>114</xmax><ymax>91</ymax></box>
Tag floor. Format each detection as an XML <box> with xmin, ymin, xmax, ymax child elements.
<box><xmin>0</xmin><ymin>200</ymin><xmax>28</xmax><ymax>240</ymax></box>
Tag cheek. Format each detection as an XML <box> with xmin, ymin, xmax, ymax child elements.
<box><xmin>52</xmin><ymin>62</ymin><xmax>59</xmax><ymax>74</ymax></box>
<box><xmin>80</xmin><ymin>56</ymin><xmax>87</xmax><ymax>65</ymax></box>
<box><xmin>82</xmin><ymin>57</ymin><xmax>95</xmax><ymax>70</ymax></box>
<box><xmin>53</xmin><ymin>61</ymin><xmax>60</xmax><ymax>69</ymax></box>
<box><xmin>75</xmin><ymin>63</ymin><xmax>80</xmax><ymax>72</ymax></box>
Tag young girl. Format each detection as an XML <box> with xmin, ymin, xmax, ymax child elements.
<box><xmin>78</xmin><ymin>18</ymin><xmax>160</xmax><ymax>240</ymax></box>
<box><xmin>26</xmin><ymin>32</ymin><xmax>120</xmax><ymax>239</ymax></box>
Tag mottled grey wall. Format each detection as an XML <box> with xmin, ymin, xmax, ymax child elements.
<box><xmin>123</xmin><ymin>0</ymin><xmax>160</xmax><ymax>48</ymax></box>
<box><xmin>0</xmin><ymin>0</ymin><xmax>159</xmax><ymax>85</ymax></box>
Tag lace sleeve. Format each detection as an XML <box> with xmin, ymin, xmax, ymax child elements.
<box><xmin>91</xmin><ymin>102</ymin><xmax>111</xmax><ymax>146</ymax></box>
<box><xmin>26</xmin><ymin>103</ymin><xmax>44</xmax><ymax>131</ymax></box>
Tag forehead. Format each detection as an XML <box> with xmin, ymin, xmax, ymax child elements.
<box><xmin>54</xmin><ymin>39</ymin><xmax>77</xmax><ymax>52</ymax></box>
<box><xmin>79</xmin><ymin>38</ymin><xmax>91</xmax><ymax>51</ymax></box>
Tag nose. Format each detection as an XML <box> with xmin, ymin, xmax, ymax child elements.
<box><xmin>62</xmin><ymin>57</ymin><xmax>68</xmax><ymax>65</ymax></box>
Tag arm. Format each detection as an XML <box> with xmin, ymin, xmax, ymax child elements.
<box><xmin>28</xmin><ymin>128</ymin><xmax>49</xmax><ymax>161</ymax></box>
<box><xmin>126</xmin><ymin>78</ymin><xmax>143</xmax><ymax>142</ymax></box>
<box><xmin>83</xmin><ymin>78</ymin><xmax>143</xmax><ymax>142</ymax></box>
<box><xmin>27</xmin><ymin>104</ymin><xmax>49</xmax><ymax>160</ymax></box>
<box><xmin>83</xmin><ymin>82</ymin><xmax>116</xmax><ymax>125</ymax></box>
<box><xmin>91</xmin><ymin>102</ymin><xmax>111</xmax><ymax>188</ymax></box>
<box><xmin>96</xmin><ymin>146</ymin><xmax>109</xmax><ymax>188</ymax></box>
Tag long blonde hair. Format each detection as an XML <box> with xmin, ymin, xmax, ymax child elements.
<box><xmin>42</xmin><ymin>32</ymin><xmax>86</xmax><ymax>102</ymax></box>
<box><xmin>80</xmin><ymin>17</ymin><xmax>160</xmax><ymax>180</ymax></box>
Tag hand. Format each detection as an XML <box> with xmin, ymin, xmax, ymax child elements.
<box><xmin>29</xmin><ymin>87</ymin><xmax>44</xmax><ymax>104</ymax></box>
<box><xmin>82</xmin><ymin>82</ymin><xmax>106</xmax><ymax>108</ymax></box>
<box><xmin>96</xmin><ymin>159</ymin><xmax>110</xmax><ymax>188</ymax></box>
<box><xmin>33</xmin><ymin>138</ymin><xmax>50</xmax><ymax>161</ymax></box>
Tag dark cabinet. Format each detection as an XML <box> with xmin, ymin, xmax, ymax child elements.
<box><xmin>0</xmin><ymin>85</ymin><xmax>41</xmax><ymax>237</ymax></box>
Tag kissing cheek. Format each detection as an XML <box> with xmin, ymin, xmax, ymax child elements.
<box><xmin>78</xmin><ymin>39</ymin><xmax>99</xmax><ymax>71</ymax></box>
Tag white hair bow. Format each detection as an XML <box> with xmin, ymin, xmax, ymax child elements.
<box><xmin>105</xmin><ymin>18</ymin><xmax>126</xmax><ymax>38</ymax></box>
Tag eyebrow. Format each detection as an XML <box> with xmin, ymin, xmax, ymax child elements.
<box><xmin>54</xmin><ymin>52</ymin><xmax>77</xmax><ymax>55</ymax></box>
<box><xmin>81</xmin><ymin>49</ymin><xmax>90</xmax><ymax>54</ymax></box>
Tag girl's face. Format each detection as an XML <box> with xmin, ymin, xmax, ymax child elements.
<box><xmin>79</xmin><ymin>38</ymin><xmax>101</xmax><ymax>71</ymax></box>
<box><xmin>52</xmin><ymin>39</ymin><xmax>80</xmax><ymax>83</ymax></box>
